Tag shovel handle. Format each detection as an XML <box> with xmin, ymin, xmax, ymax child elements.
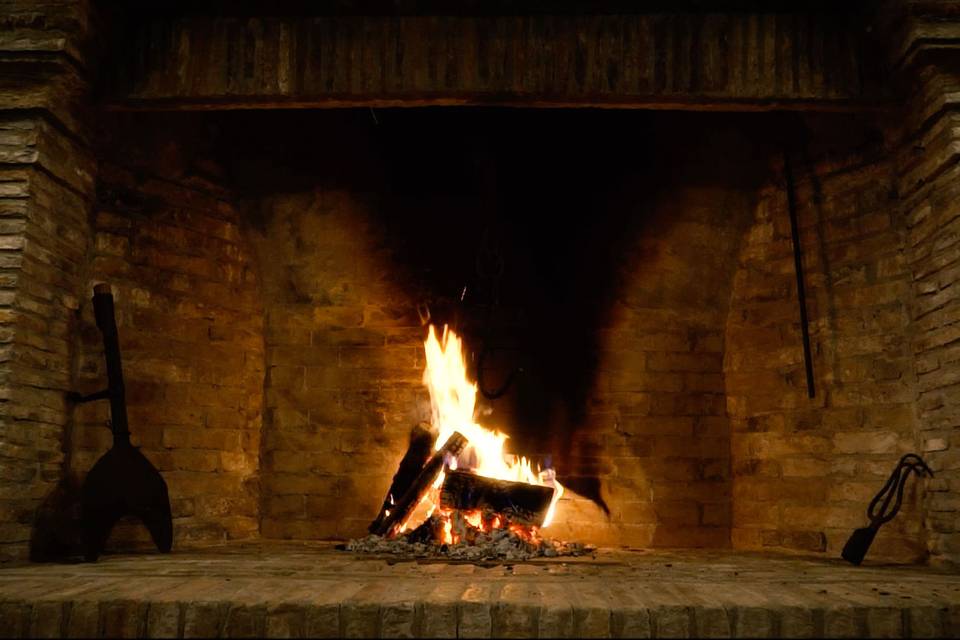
<box><xmin>92</xmin><ymin>284</ymin><xmax>130</xmax><ymax>442</ymax></box>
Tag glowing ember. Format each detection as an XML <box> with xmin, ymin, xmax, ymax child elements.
<box><xmin>401</xmin><ymin>325</ymin><xmax>564</xmax><ymax>539</ymax></box>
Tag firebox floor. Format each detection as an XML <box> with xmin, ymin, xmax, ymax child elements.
<box><xmin>0</xmin><ymin>542</ymin><xmax>958</xmax><ymax>638</ymax></box>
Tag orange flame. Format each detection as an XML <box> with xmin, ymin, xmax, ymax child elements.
<box><xmin>414</xmin><ymin>325</ymin><xmax>563</xmax><ymax>529</ymax></box>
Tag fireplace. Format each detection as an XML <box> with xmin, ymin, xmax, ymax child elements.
<box><xmin>71</xmin><ymin>106</ymin><xmax>885</xmax><ymax>555</ymax></box>
<box><xmin>2</xmin><ymin>0</ymin><xmax>960</xmax><ymax>636</ymax></box>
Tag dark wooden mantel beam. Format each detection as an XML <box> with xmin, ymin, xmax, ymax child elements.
<box><xmin>104</xmin><ymin>12</ymin><xmax>886</xmax><ymax>111</ymax></box>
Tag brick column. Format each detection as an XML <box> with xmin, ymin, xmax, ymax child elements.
<box><xmin>0</xmin><ymin>0</ymin><xmax>95</xmax><ymax>562</ymax></box>
<box><xmin>885</xmin><ymin>0</ymin><xmax>960</xmax><ymax>566</ymax></box>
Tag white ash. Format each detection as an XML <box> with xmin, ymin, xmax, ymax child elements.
<box><xmin>346</xmin><ymin>531</ymin><xmax>591</xmax><ymax>561</ymax></box>
<box><xmin>347</xmin><ymin>513</ymin><xmax>593</xmax><ymax>561</ymax></box>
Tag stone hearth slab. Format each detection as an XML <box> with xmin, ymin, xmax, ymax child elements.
<box><xmin>0</xmin><ymin>543</ymin><xmax>958</xmax><ymax>638</ymax></box>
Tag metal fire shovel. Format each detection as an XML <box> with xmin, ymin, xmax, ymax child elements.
<box><xmin>841</xmin><ymin>453</ymin><xmax>933</xmax><ymax>566</ymax></box>
<box><xmin>71</xmin><ymin>283</ymin><xmax>173</xmax><ymax>561</ymax></box>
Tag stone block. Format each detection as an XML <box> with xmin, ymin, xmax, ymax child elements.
<box><xmin>823</xmin><ymin>607</ymin><xmax>860</xmax><ymax>638</ymax></box>
<box><xmin>379</xmin><ymin>601</ymin><xmax>415</xmax><ymax>638</ymax></box>
<box><xmin>224</xmin><ymin>605</ymin><xmax>266</xmax><ymax>638</ymax></box>
<box><xmin>494</xmin><ymin>583</ymin><xmax>540</xmax><ymax>639</ymax></box>
<box><xmin>946</xmin><ymin>604</ymin><xmax>960</xmax><ymax>637</ymax></box>
<box><xmin>780</xmin><ymin>457</ymin><xmax>830</xmax><ymax>478</ymax></box>
<box><xmin>733</xmin><ymin>607</ymin><xmax>774</xmax><ymax>638</ymax></box>
<box><xmin>833</xmin><ymin>431</ymin><xmax>902</xmax><ymax>455</ymax></box>
<box><xmin>262</xmin><ymin>518</ymin><xmax>339</xmax><ymax>540</ymax></box>
<box><xmin>776</xmin><ymin>606</ymin><xmax>815</xmax><ymax>638</ymax></box>
<box><xmin>304</xmin><ymin>603</ymin><xmax>341</xmax><ymax>638</ymax></box>
<box><xmin>651</xmin><ymin>606</ymin><xmax>691</xmax><ymax>638</ymax></box>
<box><xmin>907</xmin><ymin>606</ymin><xmax>944</xmax><ymax>638</ymax></box>
<box><xmin>539</xmin><ymin>602</ymin><xmax>574</xmax><ymax>638</ymax></box>
<box><xmin>268</xmin><ymin>365</ymin><xmax>305</xmax><ymax>390</ymax></box>
<box><xmin>458</xmin><ymin>584</ymin><xmax>494</xmax><ymax>639</ymax></box>
<box><xmin>780</xmin><ymin>531</ymin><xmax>827</xmax><ymax>552</ymax></box>
<box><xmin>0</xmin><ymin>602</ymin><xmax>30</xmax><ymax>639</ymax></box>
<box><xmin>492</xmin><ymin>600</ymin><xmax>538</xmax><ymax>638</ymax></box>
<box><xmin>692</xmin><ymin>606</ymin><xmax>731</xmax><ymax>638</ymax></box>
<box><xmin>419</xmin><ymin>585</ymin><xmax>461</xmax><ymax>638</ymax></box>
<box><xmin>864</xmin><ymin>607</ymin><xmax>902</xmax><ymax>638</ymax></box>
<box><xmin>183</xmin><ymin>602</ymin><xmax>226</xmax><ymax>638</ymax></box>
<box><xmin>28</xmin><ymin>601</ymin><xmax>63</xmax><ymax>638</ymax></box>
<box><xmin>97</xmin><ymin>600</ymin><xmax>142</xmax><ymax>638</ymax></box>
<box><xmin>611</xmin><ymin>606</ymin><xmax>651</xmax><ymax>638</ymax></box>
<box><xmin>170</xmin><ymin>449</ymin><xmax>221</xmax><ymax>473</ymax></box>
<box><xmin>267</xmin><ymin>495</ymin><xmax>306</xmax><ymax>519</ymax></box>
<box><xmin>571</xmin><ymin>583</ymin><xmax>612</xmax><ymax>639</ymax></box>
<box><xmin>65</xmin><ymin>600</ymin><xmax>100</xmax><ymax>637</ymax></box>
<box><xmin>146</xmin><ymin>602</ymin><xmax>181</xmax><ymax>638</ymax></box>
<box><xmin>265</xmin><ymin>604</ymin><xmax>306</xmax><ymax>638</ymax></box>
<box><xmin>701</xmin><ymin>503</ymin><xmax>731</xmax><ymax>527</ymax></box>
<box><xmin>654</xmin><ymin>500</ymin><xmax>701</xmax><ymax>526</ymax></box>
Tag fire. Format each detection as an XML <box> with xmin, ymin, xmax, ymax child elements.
<box><xmin>433</xmin><ymin>506</ymin><xmax>533</xmax><ymax>546</ymax></box>
<box><xmin>404</xmin><ymin>325</ymin><xmax>563</xmax><ymax>535</ymax></box>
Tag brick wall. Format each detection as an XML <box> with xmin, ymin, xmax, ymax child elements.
<box><xmin>724</xmin><ymin>151</ymin><xmax>924</xmax><ymax>561</ymax></box>
<box><xmin>0</xmin><ymin>117</ymin><xmax>94</xmax><ymax>562</ymax></box>
<box><xmin>2</xmin><ymin>1</ymin><xmax>958</xmax><ymax>565</ymax></box>
<box><xmin>547</xmin><ymin>182</ymin><xmax>755</xmax><ymax>548</ymax></box>
<box><xmin>70</xmin><ymin>153</ymin><xmax>265</xmax><ymax>549</ymax></box>
<box><xmin>252</xmin><ymin>189</ymin><xmax>425</xmax><ymax>540</ymax></box>
<box><xmin>898</xmin><ymin>63</ymin><xmax>960</xmax><ymax>566</ymax></box>
<box><xmin>249</xmin><ymin>118</ymin><xmax>759</xmax><ymax>548</ymax></box>
<box><xmin>0</xmin><ymin>0</ymin><xmax>95</xmax><ymax>562</ymax></box>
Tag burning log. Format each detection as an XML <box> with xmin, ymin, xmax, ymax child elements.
<box><xmin>373</xmin><ymin>431</ymin><xmax>468</xmax><ymax>537</ymax></box>
<box><xmin>439</xmin><ymin>469</ymin><xmax>555</xmax><ymax>527</ymax></box>
<box><xmin>368</xmin><ymin>422</ymin><xmax>437</xmax><ymax>534</ymax></box>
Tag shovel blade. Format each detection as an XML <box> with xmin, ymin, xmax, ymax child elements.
<box><xmin>81</xmin><ymin>445</ymin><xmax>173</xmax><ymax>562</ymax></box>
<box><xmin>841</xmin><ymin>526</ymin><xmax>877</xmax><ymax>566</ymax></box>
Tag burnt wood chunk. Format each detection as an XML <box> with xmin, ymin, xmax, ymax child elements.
<box><xmin>368</xmin><ymin>422</ymin><xmax>437</xmax><ymax>534</ymax></box>
<box><xmin>439</xmin><ymin>470</ymin><xmax>555</xmax><ymax>527</ymax></box>
<box><xmin>374</xmin><ymin>431</ymin><xmax>469</xmax><ymax>537</ymax></box>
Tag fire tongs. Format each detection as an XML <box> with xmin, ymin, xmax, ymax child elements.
<box><xmin>841</xmin><ymin>453</ymin><xmax>932</xmax><ymax>565</ymax></box>
<box><xmin>70</xmin><ymin>283</ymin><xmax>173</xmax><ymax>561</ymax></box>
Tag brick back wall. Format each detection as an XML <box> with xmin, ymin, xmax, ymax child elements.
<box><xmin>70</xmin><ymin>161</ymin><xmax>265</xmax><ymax>549</ymax></box>
<box><xmin>548</xmin><ymin>184</ymin><xmax>755</xmax><ymax>548</ymax></box>
<box><xmin>251</xmin><ymin>146</ymin><xmax>757</xmax><ymax>547</ymax></box>
<box><xmin>724</xmin><ymin>153</ymin><xmax>924</xmax><ymax>561</ymax></box>
<box><xmin>252</xmin><ymin>189</ymin><xmax>426</xmax><ymax>540</ymax></box>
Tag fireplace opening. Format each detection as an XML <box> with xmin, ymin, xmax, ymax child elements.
<box><xmin>32</xmin><ymin>103</ymin><xmax>906</xmax><ymax>561</ymax></box>
<box><xmin>212</xmin><ymin>106</ymin><xmax>783</xmax><ymax>551</ymax></box>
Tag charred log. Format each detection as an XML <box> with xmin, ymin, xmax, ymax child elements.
<box><xmin>368</xmin><ymin>422</ymin><xmax>437</xmax><ymax>534</ymax></box>
<box><xmin>439</xmin><ymin>470</ymin><xmax>554</xmax><ymax>527</ymax></box>
<box><xmin>373</xmin><ymin>431</ymin><xmax>468</xmax><ymax>537</ymax></box>
<box><xmin>405</xmin><ymin>515</ymin><xmax>443</xmax><ymax>545</ymax></box>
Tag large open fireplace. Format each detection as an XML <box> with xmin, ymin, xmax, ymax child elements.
<box><xmin>2</xmin><ymin>0</ymin><xmax>960</xmax><ymax>637</ymax></box>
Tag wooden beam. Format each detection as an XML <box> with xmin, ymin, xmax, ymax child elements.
<box><xmin>103</xmin><ymin>13</ymin><xmax>886</xmax><ymax>111</ymax></box>
<box><xmin>104</xmin><ymin>95</ymin><xmax>891</xmax><ymax>112</ymax></box>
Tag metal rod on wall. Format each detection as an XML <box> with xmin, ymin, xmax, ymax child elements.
<box><xmin>783</xmin><ymin>149</ymin><xmax>816</xmax><ymax>399</ymax></box>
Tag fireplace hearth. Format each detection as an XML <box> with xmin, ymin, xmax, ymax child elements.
<box><xmin>3</xmin><ymin>0</ymin><xmax>960</xmax><ymax>637</ymax></box>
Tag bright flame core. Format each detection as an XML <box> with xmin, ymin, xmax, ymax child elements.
<box><xmin>419</xmin><ymin>325</ymin><xmax>563</xmax><ymax>528</ymax></box>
